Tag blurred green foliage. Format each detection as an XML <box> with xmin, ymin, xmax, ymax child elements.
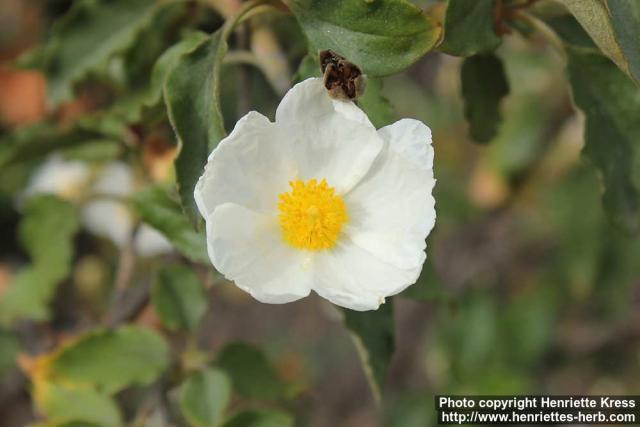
<box><xmin>0</xmin><ymin>0</ymin><xmax>639</xmax><ymax>426</ymax></box>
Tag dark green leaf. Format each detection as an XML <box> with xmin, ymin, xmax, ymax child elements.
<box><xmin>0</xmin><ymin>123</ymin><xmax>116</xmax><ymax>169</ymax></box>
<box><xmin>606</xmin><ymin>0</ymin><xmax>640</xmax><ymax>85</ymax></box>
<box><xmin>26</xmin><ymin>0</ymin><xmax>160</xmax><ymax>106</ymax></box>
<box><xmin>165</xmin><ymin>31</ymin><xmax>227</xmax><ymax>224</ymax></box>
<box><xmin>287</xmin><ymin>0</ymin><xmax>441</xmax><ymax>76</ymax></box>
<box><xmin>152</xmin><ymin>265</ymin><xmax>208</xmax><ymax>332</ymax></box>
<box><xmin>216</xmin><ymin>342</ymin><xmax>288</xmax><ymax>400</ymax></box>
<box><xmin>401</xmin><ymin>261</ymin><xmax>449</xmax><ymax>302</ymax></box>
<box><xmin>566</xmin><ymin>48</ymin><xmax>640</xmax><ymax>233</ymax></box>
<box><xmin>461</xmin><ymin>54</ymin><xmax>510</xmax><ymax>143</ymax></box>
<box><xmin>221</xmin><ymin>410</ymin><xmax>294</xmax><ymax>427</ymax></box>
<box><xmin>147</xmin><ymin>32</ymin><xmax>210</xmax><ymax>108</ymax></box>
<box><xmin>131</xmin><ymin>186</ymin><xmax>209</xmax><ymax>264</ymax></box>
<box><xmin>96</xmin><ymin>4</ymin><xmax>193</xmax><ymax>125</ymax></box>
<box><xmin>547</xmin><ymin>14</ymin><xmax>597</xmax><ymax>49</ymax></box>
<box><xmin>180</xmin><ymin>369</ymin><xmax>231</xmax><ymax>427</ymax></box>
<box><xmin>342</xmin><ymin>302</ymin><xmax>394</xmax><ymax>402</ymax></box>
<box><xmin>439</xmin><ymin>293</ymin><xmax>497</xmax><ymax>378</ymax></box>
<box><xmin>293</xmin><ymin>54</ymin><xmax>321</xmax><ymax>83</ymax></box>
<box><xmin>44</xmin><ymin>326</ymin><xmax>169</xmax><ymax>394</ymax></box>
<box><xmin>357</xmin><ymin>78</ymin><xmax>395</xmax><ymax>128</ymax></box>
<box><xmin>503</xmin><ymin>287</ymin><xmax>555</xmax><ymax>368</ymax></box>
<box><xmin>0</xmin><ymin>196</ymin><xmax>79</xmax><ymax>325</ymax></box>
<box><xmin>439</xmin><ymin>0</ymin><xmax>501</xmax><ymax>56</ymax></box>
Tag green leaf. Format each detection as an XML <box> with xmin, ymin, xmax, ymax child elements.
<box><xmin>152</xmin><ymin>265</ymin><xmax>208</xmax><ymax>332</ymax></box>
<box><xmin>165</xmin><ymin>30</ymin><xmax>228</xmax><ymax>225</ymax></box>
<box><xmin>216</xmin><ymin>342</ymin><xmax>288</xmax><ymax>400</ymax></box>
<box><xmin>34</xmin><ymin>382</ymin><xmax>121</xmax><ymax>427</ymax></box>
<box><xmin>439</xmin><ymin>0</ymin><xmax>501</xmax><ymax>56</ymax></box>
<box><xmin>28</xmin><ymin>0</ymin><xmax>160</xmax><ymax>106</ymax></box>
<box><xmin>460</xmin><ymin>54</ymin><xmax>510</xmax><ymax>143</ymax></box>
<box><xmin>221</xmin><ymin>410</ymin><xmax>294</xmax><ymax>427</ymax></box>
<box><xmin>342</xmin><ymin>303</ymin><xmax>394</xmax><ymax>402</ymax></box>
<box><xmin>559</xmin><ymin>0</ymin><xmax>639</xmax><ymax>86</ymax></box>
<box><xmin>44</xmin><ymin>326</ymin><xmax>169</xmax><ymax>394</ymax></box>
<box><xmin>0</xmin><ymin>123</ymin><xmax>115</xmax><ymax>169</ymax></box>
<box><xmin>566</xmin><ymin>48</ymin><xmax>640</xmax><ymax>233</ymax></box>
<box><xmin>0</xmin><ymin>196</ymin><xmax>79</xmax><ymax>325</ymax></box>
<box><xmin>439</xmin><ymin>293</ymin><xmax>498</xmax><ymax>380</ymax></box>
<box><xmin>605</xmin><ymin>0</ymin><xmax>640</xmax><ymax>85</ymax></box>
<box><xmin>147</xmin><ymin>32</ymin><xmax>211</xmax><ymax>108</ymax></box>
<box><xmin>357</xmin><ymin>78</ymin><xmax>395</xmax><ymax>128</ymax></box>
<box><xmin>95</xmin><ymin>3</ymin><xmax>192</xmax><ymax>125</ymax></box>
<box><xmin>287</xmin><ymin>0</ymin><xmax>442</xmax><ymax>76</ymax></box>
<box><xmin>131</xmin><ymin>186</ymin><xmax>209</xmax><ymax>264</ymax></box>
<box><xmin>50</xmin><ymin>422</ymin><xmax>104</xmax><ymax>427</ymax></box>
<box><xmin>401</xmin><ymin>261</ymin><xmax>449</xmax><ymax>302</ymax></box>
<box><xmin>180</xmin><ymin>369</ymin><xmax>231</xmax><ymax>427</ymax></box>
<box><xmin>60</xmin><ymin>140</ymin><xmax>123</xmax><ymax>162</ymax></box>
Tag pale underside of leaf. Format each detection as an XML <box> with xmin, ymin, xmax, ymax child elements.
<box><xmin>604</xmin><ymin>0</ymin><xmax>640</xmax><ymax>85</ymax></box>
<box><xmin>559</xmin><ymin>0</ymin><xmax>639</xmax><ymax>86</ymax></box>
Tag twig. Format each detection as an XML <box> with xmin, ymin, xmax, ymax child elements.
<box><xmin>510</xmin><ymin>9</ymin><xmax>566</xmax><ymax>59</ymax></box>
<box><xmin>224</xmin><ymin>50</ymin><xmax>260</xmax><ymax>67</ymax></box>
<box><xmin>512</xmin><ymin>0</ymin><xmax>541</xmax><ymax>9</ymax></box>
<box><xmin>101</xmin><ymin>224</ymin><xmax>142</xmax><ymax>327</ymax></box>
<box><xmin>113</xmin><ymin>225</ymin><xmax>139</xmax><ymax>292</ymax></box>
<box><xmin>236</xmin><ymin>23</ymin><xmax>251</xmax><ymax>116</ymax></box>
<box><xmin>101</xmin><ymin>280</ymin><xmax>150</xmax><ymax>328</ymax></box>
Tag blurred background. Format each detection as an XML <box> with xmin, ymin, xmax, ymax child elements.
<box><xmin>1</xmin><ymin>1</ymin><xmax>639</xmax><ymax>426</ymax></box>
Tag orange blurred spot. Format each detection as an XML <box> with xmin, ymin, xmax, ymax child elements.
<box><xmin>276</xmin><ymin>350</ymin><xmax>305</xmax><ymax>384</ymax></box>
<box><xmin>135</xmin><ymin>304</ymin><xmax>163</xmax><ymax>330</ymax></box>
<box><xmin>17</xmin><ymin>352</ymin><xmax>50</xmax><ymax>382</ymax></box>
<box><xmin>0</xmin><ymin>68</ymin><xmax>46</xmax><ymax>125</ymax></box>
<box><xmin>142</xmin><ymin>135</ymin><xmax>177</xmax><ymax>182</ymax></box>
<box><xmin>469</xmin><ymin>162</ymin><xmax>509</xmax><ymax>209</ymax></box>
<box><xmin>0</xmin><ymin>265</ymin><xmax>13</xmax><ymax>298</ymax></box>
<box><xmin>57</xmin><ymin>94</ymin><xmax>95</xmax><ymax>126</ymax></box>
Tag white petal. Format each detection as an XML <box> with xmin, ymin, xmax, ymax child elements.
<box><xmin>275</xmin><ymin>78</ymin><xmax>383</xmax><ymax>193</ymax></box>
<box><xmin>313</xmin><ymin>240</ymin><xmax>423</xmax><ymax>311</ymax></box>
<box><xmin>194</xmin><ymin>111</ymin><xmax>294</xmax><ymax>219</ymax></box>
<box><xmin>344</xmin><ymin>120</ymin><xmax>436</xmax><ymax>271</ymax></box>
<box><xmin>134</xmin><ymin>225</ymin><xmax>173</xmax><ymax>257</ymax></box>
<box><xmin>82</xmin><ymin>200</ymin><xmax>133</xmax><ymax>248</ymax></box>
<box><xmin>207</xmin><ymin>203</ymin><xmax>312</xmax><ymax>303</ymax></box>
<box><xmin>378</xmin><ymin>118</ymin><xmax>433</xmax><ymax>169</ymax></box>
<box><xmin>24</xmin><ymin>155</ymin><xmax>90</xmax><ymax>201</ymax></box>
<box><xmin>276</xmin><ymin>77</ymin><xmax>371</xmax><ymax>126</ymax></box>
<box><xmin>93</xmin><ymin>162</ymin><xmax>134</xmax><ymax>196</ymax></box>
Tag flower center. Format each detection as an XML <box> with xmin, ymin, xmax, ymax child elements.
<box><xmin>278</xmin><ymin>178</ymin><xmax>347</xmax><ymax>250</ymax></box>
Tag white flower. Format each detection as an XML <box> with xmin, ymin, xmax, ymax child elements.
<box><xmin>195</xmin><ymin>78</ymin><xmax>436</xmax><ymax>311</ymax></box>
<box><xmin>24</xmin><ymin>158</ymin><xmax>173</xmax><ymax>257</ymax></box>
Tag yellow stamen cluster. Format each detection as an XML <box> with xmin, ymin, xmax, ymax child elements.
<box><xmin>278</xmin><ymin>179</ymin><xmax>347</xmax><ymax>250</ymax></box>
